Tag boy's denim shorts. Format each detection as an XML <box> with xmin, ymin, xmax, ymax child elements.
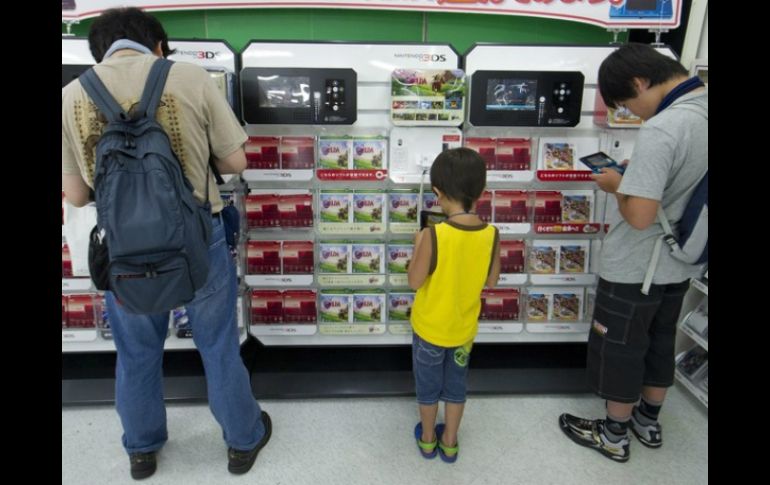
<box><xmin>412</xmin><ymin>332</ymin><xmax>472</xmax><ymax>405</ymax></box>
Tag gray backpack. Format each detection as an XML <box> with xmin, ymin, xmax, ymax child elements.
<box><xmin>79</xmin><ymin>59</ymin><xmax>212</xmax><ymax>314</ymax></box>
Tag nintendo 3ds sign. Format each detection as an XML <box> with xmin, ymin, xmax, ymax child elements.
<box><xmin>63</xmin><ymin>1</ymin><xmax>682</xmax><ymax>29</ymax></box>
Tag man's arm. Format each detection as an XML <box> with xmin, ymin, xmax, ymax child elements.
<box><xmin>62</xmin><ymin>174</ymin><xmax>91</xmax><ymax>207</ymax></box>
<box><xmin>62</xmin><ymin>117</ymin><xmax>91</xmax><ymax>207</ymax></box>
<box><xmin>593</xmin><ymin>168</ymin><xmax>659</xmax><ymax>230</ymax></box>
<box><xmin>202</xmin><ymin>70</ymin><xmax>248</xmax><ymax>176</ymax></box>
<box><xmin>213</xmin><ymin>145</ymin><xmax>247</xmax><ymax>175</ymax></box>
<box><xmin>615</xmin><ymin>193</ymin><xmax>659</xmax><ymax>230</ymax></box>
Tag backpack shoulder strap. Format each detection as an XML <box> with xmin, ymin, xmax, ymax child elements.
<box><xmin>642</xmin><ymin>103</ymin><xmax>707</xmax><ymax>294</ymax></box>
<box><xmin>136</xmin><ymin>58</ymin><xmax>174</xmax><ymax>119</ymax></box>
<box><xmin>642</xmin><ymin>172</ymin><xmax>708</xmax><ymax>294</ymax></box>
<box><xmin>642</xmin><ymin>205</ymin><xmax>678</xmax><ymax>294</ymax></box>
<box><xmin>79</xmin><ymin>68</ymin><xmax>130</xmax><ymax>123</ymax></box>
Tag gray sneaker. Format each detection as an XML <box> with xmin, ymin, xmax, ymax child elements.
<box><xmin>630</xmin><ymin>407</ymin><xmax>662</xmax><ymax>448</ymax></box>
<box><xmin>559</xmin><ymin>414</ymin><xmax>630</xmax><ymax>463</ymax></box>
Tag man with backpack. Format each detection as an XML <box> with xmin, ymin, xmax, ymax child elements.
<box><xmin>558</xmin><ymin>43</ymin><xmax>707</xmax><ymax>462</ymax></box>
<box><xmin>62</xmin><ymin>8</ymin><xmax>271</xmax><ymax>479</ymax></box>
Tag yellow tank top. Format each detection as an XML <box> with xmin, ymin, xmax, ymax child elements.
<box><xmin>411</xmin><ymin>221</ymin><xmax>498</xmax><ymax>347</ymax></box>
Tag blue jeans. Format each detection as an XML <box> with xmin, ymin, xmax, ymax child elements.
<box><xmin>412</xmin><ymin>333</ymin><xmax>471</xmax><ymax>405</ymax></box>
<box><xmin>106</xmin><ymin>215</ymin><xmax>264</xmax><ymax>454</ymax></box>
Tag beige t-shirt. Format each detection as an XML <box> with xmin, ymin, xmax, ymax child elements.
<box><xmin>62</xmin><ymin>53</ymin><xmax>247</xmax><ymax>214</ymax></box>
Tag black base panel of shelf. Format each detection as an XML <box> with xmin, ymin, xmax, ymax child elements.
<box><xmin>246</xmin><ymin>338</ymin><xmax>590</xmax><ymax>398</ymax></box>
<box><xmin>62</xmin><ymin>376</ymin><xmax>210</xmax><ymax>405</ymax></box>
<box><xmin>250</xmin><ymin>368</ymin><xmax>589</xmax><ymax>399</ymax></box>
<box><xmin>61</xmin><ymin>346</ymin><xmax>244</xmax><ymax>405</ymax></box>
<box><xmin>62</xmin><ymin>337</ymin><xmax>590</xmax><ymax>404</ymax></box>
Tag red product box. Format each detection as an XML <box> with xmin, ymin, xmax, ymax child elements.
<box><xmin>280</xmin><ymin>137</ymin><xmax>315</xmax><ymax>169</ymax></box>
<box><xmin>62</xmin><ymin>244</ymin><xmax>73</xmax><ymax>277</ymax></box>
<box><xmin>480</xmin><ymin>289</ymin><xmax>520</xmax><ymax>321</ymax></box>
<box><xmin>496</xmin><ymin>138</ymin><xmax>531</xmax><ymax>171</ymax></box>
<box><xmin>245</xmin><ymin>136</ymin><xmax>280</xmax><ymax>169</ymax></box>
<box><xmin>477</xmin><ymin>190</ymin><xmax>493</xmax><ymax>222</ymax></box>
<box><xmin>464</xmin><ymin>137</ymin><xmax>497</xmax><ymax>171</ymax></box>
<box><xmin>499</xmin><ymin>240</ymin><xmax>525</xmax><ymax>274</ymax></box>
<box><xmin>250</xmin><ymin>290</ymin><xmax>283</xmax><ymax>324</ymax></box>
<box><xmin>67</xmin><ymin>294</ymin><xmax>96</xmax><ymax>328</ymax></box>
<box><xmin>494</xmin><ymin>191</ymin><xmax>529</xmax><ymax>223</ymax></box>
<box><xmin>245</xmin><ymin>193</ymin><xmax>280</xmax><ymax>229</ymax></box>
<box><xmin>283</xmin><ymin>290</ymin><xmax>317</xmax><ymax>323</ymax></box>
<box><xmin>280</xmin><ymin>194</ymin><xmax>313</xmax><ymax>228</ymax></box>
<box><xmin>282</xmin><ymin>241</ymin><xmax>314</xmax><ymax>274</ymax></box>
<box><xmin>534</xmin><ymin>191</ymin><xmax>563</xmax><ymax>223</ymax></box>
<box><xmin>93</xmin><ymin>294</ymin><xmax>106</xmax><ymax>329</ymax></box>
<box><xmin>246</xmin><ymin>240</ymin><xmax>281</xmax><ymax>274</ymax></box>
<box><xmin>62</xmin><ymin>295</ymin><xmax>68</xmax><ymax>328</ymax></box>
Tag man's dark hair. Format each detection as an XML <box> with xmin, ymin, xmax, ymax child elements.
<box><xmin>598</xmin><ymin>42</ymin><xmax>688</xmax><ymax>109</ymax></box>
<box><xmin>88</xmin><ymin>7</ymin><xmax>175</xmax><ymax>62</ymax></box>
<box><xmin>430</xmin><ymin>147</ymin><xmax>487</xmax><ymax>212</ymax></box>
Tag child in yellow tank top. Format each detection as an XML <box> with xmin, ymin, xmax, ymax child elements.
<box><xmin>407</xmin><ymin>148</ymin><xmax>501</xmax><ymax>462</ymax></box>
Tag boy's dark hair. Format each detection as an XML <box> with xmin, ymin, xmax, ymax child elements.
<box><xmin>598</xmin><ymin>42</ymin><xmax>688</xmax><ymax>109</ymax></box>
<box><xmin>88</xmin><ymin>7</ymin><xmax>176</xmax><ymax>62</ymax></box>
<box><xmin>430</xmin><ymin>147</ymin><xmax>487</xmax><ymax>212</ymax></box>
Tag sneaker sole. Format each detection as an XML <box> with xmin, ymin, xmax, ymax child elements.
<box><xmin>228</xmin><ymin>411</ymin><xmax>273</xmax><ymax>474</ymax></box>
<box><xmin>130</xmin><ymin>466</ymin><xmax>157</xmax><ymax>480</ymax></box>
<box><xmin>630</xmin><ymin>426</ymin><xmax>662</xmax><ymax>449</ymax></box>
<box><xmin>558</xmin><ymin>415</ymin><xmax>629</xmax><ymax>463</ymax></box>
<box><xmin>130</xmin><ymin>453</ymin><xmax>157</xmax><ymax>480</ymax></box>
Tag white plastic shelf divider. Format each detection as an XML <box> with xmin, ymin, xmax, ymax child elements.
<box><xmin>62</xmin><ymin>328</ymin><xmax>248</xmax><ymax>353</ymax></box>
<box><xmin>678</xmin><ymin>321</ymin><xmax>708</xmax><ymax>351</ymax></box>
<box><xmin>691</xmin><ymin>278</ymin><xmax>708</xmax><ymax>296</ymax></box>
<box><xmin>674</xmin><ymin>369</ymin><xmax>708</xmax><ymax>408</ymax></box>
<box><xmin>253</xmin><ymin>328</ymin><xmax>588</xmax><ymax>346</ymax></box>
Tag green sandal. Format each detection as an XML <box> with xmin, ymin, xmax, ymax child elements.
<box><xmin>414</xmin><ymin>423</ymin><xmax>438</xmax><ymax>459</ymax></box>
<box><xmin>436</xmin><ymin>424</ymin><xmax>459</xmax><ymax>463</ymax></box>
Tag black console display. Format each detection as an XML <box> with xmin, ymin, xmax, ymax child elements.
<box><xmin>470</xmin><ymin>70</ymin><xmax>584</xmax><ymax>127</ymax></box>
<box><xmin>241</xmin><ymin>67</ymin><xmax>357</xmax><ymax>125</ymax></box>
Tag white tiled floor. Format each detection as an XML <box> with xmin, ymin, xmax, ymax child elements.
<box><xmin>62</xmin><ymin>386</ymin><xmax>707</xmax><ymax>485</ymax></box>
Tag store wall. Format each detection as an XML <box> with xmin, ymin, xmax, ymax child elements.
<box><xmin>697</xmin><ymin>7</ymin><xmax>708</xmax><ymax>59</ymax></box>
<box><xmin>62</xmin><ymin>8</ymin><xmax>625</xmax><ymax>54</ymax></box>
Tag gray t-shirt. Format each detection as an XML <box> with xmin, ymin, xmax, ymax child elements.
<box><xmin>600</xmin><ymin>90</ymin><xmax>708</xmax><ymax>284</ymax></box>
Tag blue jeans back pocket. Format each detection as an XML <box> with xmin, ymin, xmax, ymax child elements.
<box><xmin>416</xmin><ymin>339</ymin><xmax>444</xmax><ymax>366</ymax></box>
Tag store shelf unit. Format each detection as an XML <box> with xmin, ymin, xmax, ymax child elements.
<box><xmin>230</xmin><ymin>42</ymin><xmax>655</xmax><ymax>398</ymax></box>
<box><xmin>674</xmin><ymin>275</ymin><xmax>708</xmax><ymax>409</ymax></box>
<box><xmin>674</xmin><ymin>367</ymin><xmax>708</xmax><ymax>408</ymax></box>
<box><xmin>238</xmin><ymin>43</ymin><xmax>653</xmax><ymax>350</ymax></box>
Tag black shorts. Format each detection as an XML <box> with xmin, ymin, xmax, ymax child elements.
<box><xmin>587</xmin><ymin>278</ymin><xmax>690</xmax><ymax>403</ymax></box>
